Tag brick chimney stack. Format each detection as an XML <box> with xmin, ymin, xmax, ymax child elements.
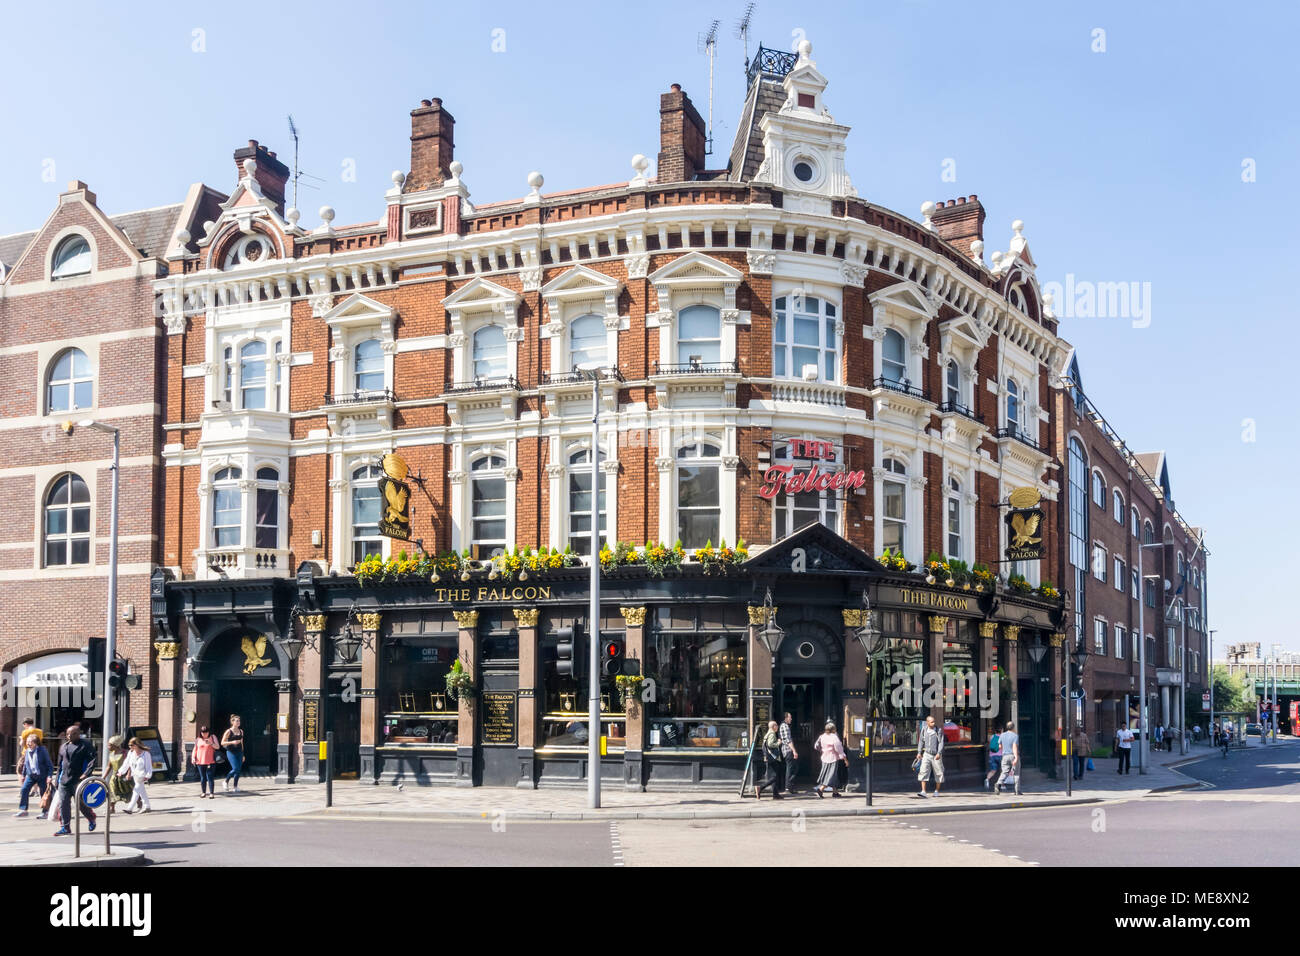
<box><xmin>931</xmin><ymin>196</ymin><xmax>986</xmax><ymax>257</ymax></box>
<box><xmin>408</xmin><ymin>97</ymin><xmax>456</xmax><ymax>192</ymax></box>
<box><xmin>233</xmin><ymin>140</ymin><xmax>290</xmax><ymax>215</ymax></box>
<box><xmin>657</xmin><ymin>84</ymin><xmax>707</xmax><ymax>184</ymax></box>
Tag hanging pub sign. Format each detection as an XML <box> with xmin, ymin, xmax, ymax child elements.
<box><xmin>1004</xmin><ymin>486</ymin><xmax>1043</xmax><ymax>561</ymax></box>
<box><xmin>378</xmin><ymin>452</ymin><xmax>412</xmax><ymax>541</ymax></box>
<box><xmin>759</xmin><ymin>439</ymin><xmax>867</xmax><ymax>499</ymax></box>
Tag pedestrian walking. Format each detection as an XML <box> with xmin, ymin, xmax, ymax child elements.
<box><xmin>221</xmin><ymin>715</ymin><xmax>245</xmax><ymax>792</ymax></box>
<box><xmin>755</xmin><ymin>720</ymin><xmax>784</xmax><ymax>799</ymax></box>
<box><xmin>53</xmin><ymin>724</ymin><xmax>98</xmax><ymax>836</ymax></box>
<box><xmin>119</xmin><ymin>738</ymin><xmax>153</xmax><ymax>814</ymax></box>
<box><xmin>813</xmin><ymin>721</ymin><xmax>848</xmax><ymax>798</ymax></box>
<box><xmin>14</xmin><ymin>733</ymin><xmax>52</xmax><ymax>818</ymax></box>
<box><xmin>984</xmin><ymin>726</ymin><xmax>1002</xmax><ymax>790</ymax></box>
<box><xmin>914</xmin><ymin>714</ymin><xmax>946</xmax><ymax>797</ymax></box>
<box><xmin>1114</xmin><ymin>721</ymin><xmax>1135</xmax><ymax>773</ymax></box>
<box><xmin>15</xmin><ymin>718</ymin><xmax>42</xmax><ymax>775</ymax></box>
<box><xmin>778</xmin><ymin>712</ymin><xmax>799</xmax><ymax>794</ymax></box>
<box><xmin>1153</xmin><ymin>724</ymin><xmax>1164</xmax><ymax>752</ymax></box>
<box><xmin>191</xmin><ymin>726</ymin><xmax>220</xmax><ymax>799</ymax></box>
<box><xmin>105</xmin><ymin>735</ymin><xmax>133</xmax><ymax>808</ymax></box>
<box><xmin>994</xmin><ymin>721</ymin><xmax>1020</xmax><ymax>795</ymax></box>
<box><xmin>1072</xmin><ymin>726</ymin><xmax>1091</xmax><ymax>781</ymax></box>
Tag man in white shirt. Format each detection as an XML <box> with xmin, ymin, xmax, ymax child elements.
<box><xmin>1115</xmin><ymin>721</ymin><xmax>1135</xmax><ymax>774</ymax></box>
<box><xmin>994</xmin><ymin>722</ymin><xmax>1019</xmax><ymax>795</ymax></box>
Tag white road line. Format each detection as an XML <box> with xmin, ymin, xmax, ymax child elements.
<box><xmin>609</xmin><ymin>822</ymin><xmax>624</xmax><ymax>867</ymax></box>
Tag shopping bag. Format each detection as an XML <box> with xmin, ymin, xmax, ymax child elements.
<box><xmin>1086</xmin><ymin>758</ymin><xmax>1094</xmax><ymax>771</ymax></box>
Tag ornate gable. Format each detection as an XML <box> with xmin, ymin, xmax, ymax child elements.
<box><xmin>741</xmin><ymin>522</ymin><xmax>885</xmax><ymax>577</ymax></box>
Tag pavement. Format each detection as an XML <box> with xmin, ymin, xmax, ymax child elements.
<box><xmin>0</xmin><ymin>735</ymin><xmax>1285</xmax><ymax>866</ymax></box>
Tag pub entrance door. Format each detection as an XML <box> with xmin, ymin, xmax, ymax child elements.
<box><xmin>213</xmin><ymin>679</ymin><xmax>277</xmax><ymax>773</ymax></box>
<box><xmin>326</xmin><ymin>675</ymin><xmax>361</xmax><ymax>779</ymax></box>
<box><xmin>775</xmin><ymin>619</ymin><xmax>844</xmax><ymax>785</ymax></box>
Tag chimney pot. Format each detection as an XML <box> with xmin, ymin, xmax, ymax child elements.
<box><xmin>658</xmin><ymin>85</ymin><xmax>706</xmax><ymax>183</ymax></box>
<box><xmin>407</xmin><ymin>98</ymin><xmax>456</xmax><ymax>191</ymax></box>
<box><xmin>233</xmin><ymin>140</ymin><xmax>290</xmax><ymax>215</ymax></box>
<box><xmin>930</xmin><ymin>194</ymin><xmax>986</xmax><ymax>257</ymax></box>
<box><xmin>420</xmin><ymin>99</ymin><xmax>432</xmax><ymax>107</ymax></box>
<box><xmin>671</xmin><ymin>83</ymin><xmax>681</xmax><ymax>92</ymax></box>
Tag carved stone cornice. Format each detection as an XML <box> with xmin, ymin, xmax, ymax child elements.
<box><xmin>625</xmin><ymin>253</ymin><xmax>650</xmax><ymax>279</ymax></box>
<box><xmin>310</xmin><ymin>293</ymin><xmax>334</xmax><ymax>317</ymax></box>
<box><xmin>654</xmin><ymin>456</ymin><xmax>673</xmax><ymax>473</ymax></box>
<box><xmin>154</xmin><ymin>641</ymin><xmax>180</xmax><ymax>661</ymax></box>
<box><xmin>513</xmin><ymin>608</ymin><xmax>541</xmax><ymax>628</ymax></box>
<box><xmin>908</xmin><ymin>476</ymin><xmax>928</xmax><ymax>490</ymax></box>
<box><xmin>840</xmin><ymin>262</ymin><xmax>868</xmax><ymax>286</ymax></box>
<box><xmin>619</xmin><ymin>606</ymin><xmax>648</xmax><ymax>628</ymax></box>
<box><xmin>979</xmin><ymin>622</ymin><xmax>998</xmax><ymax>639</ymax></box>
<box><xmin>452</xmin><ymin>610</ymin><xmax>479</xmax><ymax>629</ymax></box>
<box><xmin>545</xmin><ymin>463</ymin><xmax>565</xmax><ymax>479</ymax></box>
<box><xmin>746</xmin><ymin>251</ymin><xmax>775</xmax><ymax>274</ymax></box>
<box><xmin>928</xmin><ymin>615</ymin><xmax>949</xmax><ymax>634</ymax></box>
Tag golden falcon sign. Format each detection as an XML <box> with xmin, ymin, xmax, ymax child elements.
<box><xmin>378</xmin><ymin>453</ymin><xmax>412</xmax><ymax>541</ymax></box>
<box><xmin>241</xmin><ymin>635</ymin><xmax>272</xmax><ymax>675</ymax></box>
<box><xmin>1005</xmin><ymin>507</ymin><xmax>1044</xmax><ymax>561</ymax></box>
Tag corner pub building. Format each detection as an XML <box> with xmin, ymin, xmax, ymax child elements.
<box><xmin>151</xmin><ymin>41</ymin><xmax>1069</xmax><ymax>790</ymax></box>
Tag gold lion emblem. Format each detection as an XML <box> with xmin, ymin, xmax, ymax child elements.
<box><xmin>240</xmin><ymin>635</ymin><xmax>271</xmax><ymax>675</ymax></box>
<box><xmin>1010</xmin><ymin>511</ymin><xmax>1042</xmax><ymax>549</ymax></box>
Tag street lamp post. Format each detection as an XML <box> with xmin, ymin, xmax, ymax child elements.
<box><xmin>852</xmin><ymin>590</ymin><xmax>884</xmax><ymax>807</ymax></box>
<box><xmin>1136</xmin><ymin>541</ymin><xmax>1165</xmax><ymax>774</ymax></box>
<box><xmin>77</xmin><ymin>420</ymin><xmax>120</xmax><ymax>769</ymax></box>
<box><xmin>579</xmin><ymin>366</ymin><xmax>604</xmax><ymax>809</ymax></box>
<box><xmin>1209</xmin><ymin>629</ymin><xmax>1216</xmax><ymax>748</ymax></box>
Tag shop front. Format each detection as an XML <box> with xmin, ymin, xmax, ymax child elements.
<box><xmin>6</xmin><ymin>651</ymin><xmax>102</xmax><ymax>764</ymax></box>
<box><xmin>157</xmin><ymin>524</ymin><xmax>1064</xmax><ymax>791</ymax></box>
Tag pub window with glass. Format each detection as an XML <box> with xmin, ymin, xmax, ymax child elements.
<box><xmin>644</xmin><ymin>611</ymin><xmax>747</xmax><ymax>750</ymax></box>
<box><xmin>380</xmin><ymin>634</ymin><xmax>459</xmax><ymax>746</ymax></box>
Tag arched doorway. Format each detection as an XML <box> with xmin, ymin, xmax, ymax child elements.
<box><xmin>204</xmin><ymin>630</ymin><xmax>282</xmax><ymax>775</ymax></box>
<box><xmin>775</xmin><ymin>619</ymin><xmax>844</xmax><ymax>781</ymax></box>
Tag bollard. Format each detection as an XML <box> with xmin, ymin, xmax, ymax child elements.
<box><xmin>325</xmin><ymin>731</ymin><xmax>334</xmax><ymax>808</ymax></box>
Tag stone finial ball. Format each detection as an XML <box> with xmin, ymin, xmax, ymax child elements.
<box><xmin>920</xmin><ymin>201</ymin><xmax>936</xmax><ymax>218</ymax></box>
<box><xmin>319</xmin><ymin>206</ymin><xmax>335</xmax><ymax>223</ymax></box>
<box><xmin>449</xmin><ymin>160</ymin><xmax>464</xmax><ymax>177</ymax></box>
<box><xmin>391</xmin><ymin>170</ymin><xmax>406</xmax><ymax>186</ymax></box>
<box><xmin>527</xmin><ymin>171</ymin><xmax>544</xmax><ymax>190</ymax></box>
<box><xmin>798</xmin><ymin>39</ymin><xmax>812</xmax><ymax>57</ymax></box>
<box><xmin>632</xmin><ymin>154</ymin><xmax>649</xmax><ymax>173</ymax></box>
<box><xmin>242</xmin><ymin>158</ymin><xmax>258</xmax><ymax>177</ymax></box>
<box><xmin>286</xmin><ymin>207</ymin><xmax>300</xmax><ymax>225</ymax></box>
<box><xmin>1012</xmin><ymin>219</ymin><xmax>1024</xmax><ymax>233</ymax></box>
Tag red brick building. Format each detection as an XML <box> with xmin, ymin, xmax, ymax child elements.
<box><xmin>148</xmin><ymin>41</ymin><xmax>1071</xmax><ymax>788</ymax></box>
<box><xmin>0</xmin><ymin>178</ymin><xmax>222</xmax><ymax>765</ymax></box>
<box><xmin>1052</xmin><ymin>349</ymin><xmax>1209</xmax><ymax>754</ymax></box>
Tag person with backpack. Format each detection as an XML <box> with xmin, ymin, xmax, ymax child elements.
<box><xmin>984</xmin><ymin>726</ymin><xmax>1002</xmax><ymax>790</ymax></box>
<box><xmin>1072</xmin><ymin>726</ymin><xmax>1092</xmax><ymax>780</ymax></box>
<box><xmin>755</xmin><ymin>720</ymin><xmax>784</xmax><ymax>799</ymax></box>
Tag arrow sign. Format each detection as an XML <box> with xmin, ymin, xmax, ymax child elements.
<box><xmin>80</xmin><ymin>781</ymin><xmax>107</xmax><ymax>809</ymax></box>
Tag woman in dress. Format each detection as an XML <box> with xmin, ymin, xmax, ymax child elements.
<box><xmin>813</xmin><ymin>721</ymin><xmax>849</xmax><ymax>798</ymax></box>
<box><xmin>105</xmin><ymin>735</ymin><xmax>134</xmax><ymax>809</ymax></box>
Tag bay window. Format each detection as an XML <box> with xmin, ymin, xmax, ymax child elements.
<box><xmin>239</xmin><ymin>341</ymin><xmax>268</xmax><ymax>409</ymax></box>
<box><xmin>676</xmin><ymin>305</ymin><xmax>721</xmax><ymax>366</ymax></box>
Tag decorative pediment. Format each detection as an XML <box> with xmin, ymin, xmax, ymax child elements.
<box><xmin>649</xmin><ymin>252</ymin><xmax>743</xmax><ymax>309</ymax></box>
<box><xmin>322</xmin><ymin>292</ymin><xmax>396</xmax><ymax>340</ymax></box>
<box><xmin>541</xmin><ymin>264</ymin><xmax>624</xmax><ymax>323</ymax></box>
<box><xmin>443</xmin><ymin>276</ymin><xmax>520</xmax><ymax>320</ymax></box>
<box><xmin>871</xmin><ymin>281</ymin><xmax>938</xmax><ymax>320</ymax></box>
<box><xmin>741</xmin><ymin>522</ymin><xmax>886</xmax><ymax>577</ymax></box>
<box><xmin>941</xmin><ymin>313</ymin><xmax>990</xmax><ymax>352</ymax></box>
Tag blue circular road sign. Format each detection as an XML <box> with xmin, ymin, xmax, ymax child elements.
<box><xmin>80</xmin><ymin>781</ymin><xmax>107</xmax><ymax>809</ymax></box>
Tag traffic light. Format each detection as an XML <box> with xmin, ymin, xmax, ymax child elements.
<box><xmin>601</xmin><ymin>638</ymin><xmax>624</xmax><ymax>677</ymax></box>
<box><xmin>555</xmin><ymin>626</ymin><xmax>585</xmax><ymax>681</ymax></box>
<box><xmin>108</xmin><ymin>657</ymin><xmax>127</xmax><ymax>691</ymax></box>
<box><xmin>84</xmin><ymin>638</ymin><xmax>105</xmax><ymax>684</ymax></box>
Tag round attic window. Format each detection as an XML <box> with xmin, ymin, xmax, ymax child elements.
<box><xmin>793</xmin><ymin>161</ymin><xmax>815</xmax><ymax>183</ymax></box>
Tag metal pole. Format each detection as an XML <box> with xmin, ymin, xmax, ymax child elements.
<box><xmin>103</xmin><ymin>428</ymin><xmax>121</xmax><ymax>770</ymax></box>
<box><xmin>1209</xmin><ymin>629</ymin><xmax>1216</xmax><ymax>748</ymax></box>
<box><xmin>1180</xmin><ymin>601</ymin><xmax>1188</xmax><ymax>754</ymax></box>
<box><xmin>1065</xmin><ymin>644</ymin><xmax>1072</xmax><ymax>797</ymax></box>
<box><xmin>588</xmin><ymin>374</ymin><xmax>601</xmax><ymax>809</ymax></box>
<box><xmin>1137</xmin><ymin>545</ymin><xmax>1147</xmax><ymax>773</ymax></box>
<box><xmin>326</xmin><ymin>730</ymin><xmax>333</xmax><ymax>807</ymax></box>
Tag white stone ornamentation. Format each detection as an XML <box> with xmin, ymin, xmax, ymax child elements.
<box><xmin>625</xmin><ymin>253</ymin><xmax>650</xmax><ymax>279</ymax></box>
<box><xmin>747</xmin><ymin>251</ymin><xmax>775</xmax><ymax>274</ymax></box>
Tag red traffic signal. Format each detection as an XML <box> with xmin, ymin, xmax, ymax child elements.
<box><xmin>601</xmin><ymin>639</ymin><xmax>624</xmax><ymax>676</ymax></box>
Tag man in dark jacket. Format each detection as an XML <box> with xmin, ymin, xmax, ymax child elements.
<box><xmin>14</xmin><ymin>734</ymin><xmax>53</xmax><ymax>818</ymax></box>
<box><xmin>54</xmin><ymin>725</ymin><xmax>98</xmax><ymax>836</ymax></box>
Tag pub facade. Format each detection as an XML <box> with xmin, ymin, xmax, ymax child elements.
<box><xmin>149</xmin><ymin>40</ymin><xmax>1071</xmax><ymax>788</ymax></box>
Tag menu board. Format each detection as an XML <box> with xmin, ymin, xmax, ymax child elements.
<box><xmin>481</xmin><ymin>692</ymin><xmax>517</xmax><ymax>745</ymax></box>
<box><xmin>304</xmin><ymin>699</ymin><xmax>320</xmax><ymax>743</ymax></box>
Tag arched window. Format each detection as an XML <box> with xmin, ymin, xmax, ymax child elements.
<box><xmin>47</xmin><ymin>348</ymin><xmax>93</xmax><ymax>413</ymax></box>
<box><xmin>676</xmin><ymin>305</ymin><xmax>721</xmax><ymax>366</ymax></box>
<box><xmin>44</xmin><ymin>473</ymin><xmax>90</xmax><ymax>566</ymax></box>
<box><xmin>1143</xmin><ymin>520</ymin><xmax>1155</xmax><ymax>545</ymax></box>
<box><xmin>472</xmin><ymin>325</ymin><xmax>507</xmax><ymax>380</ymax></box>
<box><xmin>569</xmin><ymin>314</ymin><xmax>606</xmax><ymax>371</ymax></box>
<box><xmin>51</xmin><ymin>235</ymin><xmax>91</xmax><ymax>279</ymax></box>
<box><xmin>881</xmin><ymin>329</ymin><xmax>907</xmax><ymax>383</ymax></box>
<box><xmin>1131</xmin><ymin>505</ymin><xmax>1140</xmax><ymax>538</ymax></box>
<box><xmin>1092</xmin><ymin>470</ymin><xmax>1106</xmax><ymax>508</ymax></box>
<box><xmin>676</xmin><ymin>442</ymin><xmax>720</xmax><ymax>547</ymax></box>
<box><xmin>1177</xmin><ymin>553</ymin><xmax>1185</xmax><ymax>578</ymax></box>
<box><xmin>240</xmin><ymin>341</ymin><xmax>268</xmax><ymax>409</ymax></box>
<box><xmin>1113</xmin><ymin>489</ymin><xmax>1124</xmax><ymax>524</ymax></box>
<box><xmin>772</xmin><ymin>295</ymin><xmax>837</xmax><ymax>382</ymax></box>
<box><xmin>355</xmin><ymin>339</ymin><xmax>384</xmax><ymax>393</ymax></box>
<box><xmin>881</xmin><ymin>457</ymin><xmax>907</xmax><ymax>553</ymax></box>
<box><xmin>772</xmin><ymin>441</ymin><xmax>839</xmax><ymax>540</ymax></box>
<box><xmin>351</xmin><ymin>464</ymin><xmax>384</xmax><ymax>564</ymax></box>
<box><xmin>1006</xmin><ymin>378</ymin><xmax>1022</xmax><ymax>433</ymax></box>
<box><xmin>212</xmin><ymin>467</ymin><xmax>242</xmax><ymax>548</ymax></box>
<box><xmin>255</xmin><ymin>467</ymin><xmax>280</xmax><ymax>550</ymax></box>
<box><xmin>567</xmin><ymin>448</ymin><xmax>607</xmax><ymax>554</ymax></box>
<box><xmin>946</xmin><ymin>476</ymin><xmax>962</xmax><ymax>560</ymax></box>
<box><xmin>470</xmin><ymin>454</ymin><xmax>508</xmax><ymax>557</ymax></box>
<box><xmin>945</xmin><ymin>360</ymin><xmax>961</xmax><ymax>407</ymax></box>
<box><xmin>1068</xmin><ymin>438</ymin><xmax>1089</xmax><ymax>638</ymax></box>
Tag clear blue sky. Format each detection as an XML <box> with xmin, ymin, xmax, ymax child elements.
<box><xmin>2</xmin><ymin>1</ymin><xmax>1295</xmax><ymax>653</ymax></box>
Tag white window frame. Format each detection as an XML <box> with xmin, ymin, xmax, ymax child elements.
<box><xmin>211</xmin><ymin>466</ymin><xmax>244</xmax><ymax>549</ymax></box>
<box><xmin>1092</xmin><ymin>542</ymin><xmax>1107</xmax><ymax>582</ymax></box>
<box><xmin>50</xmin><ymin>233</ymin><xmax>93</xmax><ymax>280</ymax></box>
<box><xmin>253</xmin><ymin>466</ymin><xmax>283</xmax><ymax>551</ymax></box>
<box><xmin>1094</xmin><ymin>618</ymin><xmax>1107</xmax><ymax>655</ymax></box>
<box><xmin>1131</xmin><ymin>505</ymin><xmax>1140</xmax><ymax>538</ymax></box>
<box><xmin>46</xmin><ymin>347</ymin><xmax>94</xmax><ymax>415</ymax></box>
<box><xmin>541</xmin><ymin>265</ymin><xmax>623</xmax><ymax>374</ymax></box>
<box><xmin>43</xmin><ymin>472</ymin><xmax>91</xmax><ymax>567</ymax></box>
<box><xmin>1113</xmin><ymin>488</ymin><xmax>1124</xmax><ymax>524</ymax></box>
<box><xmin>946</xmin><ymin>475</ymin><xmax>963</xmax><ymax>562</ymax></box>
<box><xmin>566</xmin><ymin>446</ymin><xmax>608</xmax><ymax>555</ymax></box>
<box><xmin>469</xmin><ymin>453</ymin><xmax>510</xmax><ymax>559</ymax></box>
<box><xmin>772</xmin><ymin>291</ymin><xmax>840</xmax><ymax>383</ymax></box>
<box><xmin>648</xmin><ymin>252</ymin><xmax>742</xmax><ymax>370</ymax></box>
<box><xmin>1114</xmin><ymin>556</ymin><xmax>1124</xmax><ymax>591</ymax></box>
<box><xmin>350</xmin><ymin>463</ymin><xmax>385</xmax><ymax>566</ymax></box>
<box><xmin>1091</xmin><ymin>469</ymin><xmax>1106</xmax><ymax>508</ymax></box>
<box><xmin>675</xmin><ymin>440</ymin><xmax>723</xmax><ymax>548</ymax></box>
<box><xmin>876</xmin><ymin>455</ymin><xmax>912</xmax><ymax>559</ymax></box>
<box><xmin>1114</xmin><ymin>624</ymin><xmax>1125</xmax><ymax>660</ymax></box>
